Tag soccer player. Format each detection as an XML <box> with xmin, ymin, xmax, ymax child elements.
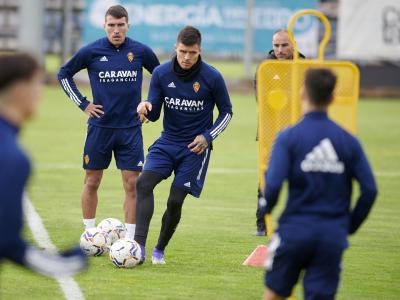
<box><xmin>58</xmin><ymin>5</ymin><xmax>160</xmax><ymax>239</ymax></box>
<box><xmin>254</xmin><ymin>29</ymin><xmax>306</xmax><ymax>236</ymax></box>
<box><xmin>135</xmin><ymin>26</ymin><xmax>233</xmax><ymax>264</ymax></box>
<box><xmin>262</xmin><ymin>68</ymin><xmax>377</xmax><ymax>300</ymax></box>
<box><xmin>0</xmin><ymin>53</ymin><xmax>86</xmax><ymax>278</ymax></box>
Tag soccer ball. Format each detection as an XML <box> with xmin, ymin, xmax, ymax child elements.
<box><xmin>109</xmin><ymin>238</ymin><xmax>142</xmax><ymax>268</ymax></box>
<box><xmin>80</xmin><ymin>228</ymin><xmax>110</xmax><ymax>256</ymax></box>
<box><xmin>97</xmin><ymin>218</ymin><xmax>126</xmax><ymax>245</ymax></box>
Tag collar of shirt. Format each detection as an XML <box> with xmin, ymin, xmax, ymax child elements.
<box><xmin>0</xmin><ymin>116</ymin><xmax>20</xmax><ymax>135</ymax></box>
<box><xmin>105</xmin><ymin>37</ymin><xmax>128</xmax><ymax>50</ymax></box>
<box><xmin>304</xmin><ymin>111</ymin><xmax>328</xmax><ymax>119</ymax></box>
<box><xmin>172</xmin><ymin>55</ymin><xmax>202</xmax><ymax>82</ymax></box>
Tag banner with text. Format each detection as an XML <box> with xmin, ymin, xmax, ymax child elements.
<box><xmin>84</xmin><ymin>0</ymin><xmax>318</xmax><ymax>57</ymax></box>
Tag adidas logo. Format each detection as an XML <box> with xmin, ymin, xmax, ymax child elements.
<box><xmin>184</xmin><ymin>182</ymin><xmax>191</xmax><ymax>188</ymax></box>
<box><xmin>137</xmin><ymin>161</ymin><xmax>144</xmax><ymax>167</ymax></box>
<box><xmin>273</xmin><ymin>74</ymin><xmax>280</xmax><ymax>80</ymax></box>
<box><xmin>168</xmin><ymin>82</ymin><xmax>176</xmax><ymax>88</ymax></box>
<box><xmin>300</xmin><ymin>138</ymin><xmax>345</xmax><ymax>174</ymax></box>
<box><xmin>100</xmin><ymin>56</ymin><xmax>108</xmax><ymax>62</ymax></box>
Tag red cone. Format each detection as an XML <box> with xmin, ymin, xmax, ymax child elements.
<box><xmin>242</xmin><ymin>245</ymin><xmax>268</xmax><ymax>268</ymax></box>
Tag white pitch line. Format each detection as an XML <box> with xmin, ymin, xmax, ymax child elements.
<box><xmin>374</xmin><ymin>171</ymin><xmax>400</xmax><ymax>177</ymax></box>
<box><xmin>23</xmin><ymin>194</ymin><xmax>85</xmax><ymax>300</ymax></box>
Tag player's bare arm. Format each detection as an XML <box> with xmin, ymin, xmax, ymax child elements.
<box><xmin>188</xmin><ymin>135</ymin><xmax>208</xmax><ymax>155</ymax></box>
<box><xmin>84</xmin><ymin>102</ymin><xmax>104</xmax><ymax>118</ymax></box>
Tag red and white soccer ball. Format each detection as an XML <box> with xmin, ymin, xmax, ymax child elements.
<box><xmin>97</xmin><ymin>218</ymin><xmax>127</xmax><ymax>245</ymax></box>
<box><xmin>109</xmin><ymin>238</ymin><xmax>142</xmax><ymax>268</ymax></box>
<box><xmin>80</xmin><ymin>227</ymin><xmax>110</xmax><ymax>256</ymax></box>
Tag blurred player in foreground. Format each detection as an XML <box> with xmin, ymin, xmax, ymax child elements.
<box><xmin>255</xmin><ymin>29</ymin><xmax>306</xmax><ymax>236</ymax></box>
<box><xmin>135</xmin><ymin>26</ymin><xmax>233</xmax><ymax>264</ymax></box>
<box><xmin>262</xmin><ymin>68</ymin><xmax>377</xmax><ymax>299</ymax></box>
<box><xmin>0</xmin><ymin>53</ymin><xmax>86</xmax><ymax>278</ymax></box>
<box><xmin>58</xmin><ymin>5</ymin><xmax>159</xmax><ymax>238</ymax></box>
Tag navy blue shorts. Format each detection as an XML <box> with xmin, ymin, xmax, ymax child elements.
<box><xmin>83</xmin><ymin>125</ymin><xmax>144</xmax><ymax>171</ymax></box>
<box><xmin>265</xmin><ymin>223</ymin><xmax>348</xmax><ymax>299</ymax></box>
<box><xmin>143</xmin><ymin>138</ymin><xmax>211</xmax><ymax>197</ymax></box>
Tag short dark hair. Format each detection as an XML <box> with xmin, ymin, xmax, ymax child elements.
<box><xmin>177</xmin><ymin>26</ymin><xmax>201</xmax><ymax>46</ymax></box>
<box><xmin>304</xmin><ymin>68</ymin><xmax>337</xmax><ymax>107</ymax></box>
<box><xmin>0</xmin><ymin>53</ymin><xmax>40</xmax><ymax>92</ymax></box>
<box><xmin>105</xmin><ymin>5</ymin><xmax>129</xmax><ymax>22</ymax></box>
<box><xmin>273</xmin><ymin>28</ymin><xmax>288</xmax><ymax>35</ymax></box>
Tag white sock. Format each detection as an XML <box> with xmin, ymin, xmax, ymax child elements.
<box><xmin>125</xmin><ymin>223</ymin><xmax>136</xmax><ymax>240</ymax></box>
<box><xmin>83</xmin><ymin>218</ymin><xmax>96</xmax><ymax>229</ymax></box>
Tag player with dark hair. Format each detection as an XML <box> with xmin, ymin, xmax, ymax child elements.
<box><xmin>0</xmin><ymin>53</ymin><xmax>86</xmax><ymax>277</ymax></box>
<box><xmin>135</xmin><ymin>26</ymin><xmax>233</xmax><ymax>264</ymax></box>
<box><xmin>58</xmin><ymin>5</ymin><xmax>160</xmax><ymax>239</ymax></box>
<box><xmin>262</xmin><ymin>68</ymin><xmax>377</xmax><ymax>300</ymax></box>
<box><xmin>255</xmin><ymin>29</ymin><xmax>306</xmax><ymax>236</ymax></box>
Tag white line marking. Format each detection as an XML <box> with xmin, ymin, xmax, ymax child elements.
<box><xmin>374</xmin><ymin>171</ymin><xmax>400</xmax><ymax>177</ymax></box>
<box><xmin>23</xmin><ymin>194</ymin><xmax>85</xmax><ymax>300</ymax></box>
<box><xmin>35</xmin><ymin>162</ymin><xmax>400</xmax><ymax>177</ymax></box>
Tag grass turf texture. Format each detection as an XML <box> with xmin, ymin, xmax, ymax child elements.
<box><xmin>0</xmin><ymin>85</ymin><xmax>399</xmax><ymax>299</ymax></box>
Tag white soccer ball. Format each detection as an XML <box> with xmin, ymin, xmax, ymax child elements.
<box><xmin>109</xmin><ymin>238</ymin><xmax>142</xmax><ymax>268</ymax></box>
<box><xmin>97</xmin><ymin>218</ymin><xmax>126</xmax><ymax>245</ymax></box>
<box><xmin>80</xmin><ymin>227</ymin><xmax>110</xmax><ymax>256</ymax></box>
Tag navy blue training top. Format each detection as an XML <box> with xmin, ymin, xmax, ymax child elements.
<box><xmin>146</xmin><ymin>60</ymin><xmax>233</xmax><ymax>145</ymax></box>
<box><xmin>0</xmin><ymin>117</ymin><xmax>29</xmax><ymax>265</ymax></box>
<box><xmin>264</xmin><ymin>112</ymin><xmax>377</xmax><ymax>234</ymax></box>
<box><xmin>58</xmin><ymin>37</ymin><xmax>160</xmax><ymax>128</ymax></box>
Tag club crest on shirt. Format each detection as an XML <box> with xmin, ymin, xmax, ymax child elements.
<box><xmin>127</xmin><ymin>52</ymin><xmax>134</xmax><ymax>62</ymax></box>
<box><xmin>84</xmin><ymin>154</ymin><xmax>90</xmax><ymax>165</ymax></box>
<box><xmin>193</xmin><ymin>81</ymin><xmax>200</xmax><ymax>93</ymax></box>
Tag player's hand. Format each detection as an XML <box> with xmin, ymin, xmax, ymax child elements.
<box><xmin>84</xmin><ymin>103</ymin><xmax>104</xmax><ymax>118</ymax></box>
<box><xmin>139</xmin><ymin>114</ymin><xmax>149</xmax><ymax>124</ymax></box>
<box><xmin>137</xmin><ymin>102</ymin><xmax>152</xmax><ymax>123</ymax></box>
<box><xmin>137</xmin><ymin>102</ymin><xmax>152</xmax><ymax>115</ymax></box>
<box><xmin>188</xmin><ymin>135</ymin><xmax>208</xmax><ymax>155</ymax></box>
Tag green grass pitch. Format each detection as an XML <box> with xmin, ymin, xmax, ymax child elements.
<box><xmin>0</xmin><ymin>84</ymin><xmax>399</xmax><ymax>299</ymax></box>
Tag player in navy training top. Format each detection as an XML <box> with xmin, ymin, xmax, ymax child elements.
<box><xmin>58</xmin><ymin>5</ymin><xmax>159</xmax><ymax>238</ymax></box>
<box><xmin>135</xmin><ymin>26</ymin><xmax>233</xmax><ymax>264</ymax></box>
<box><xmin>262</xmin><ymin>69</ymin><xmax>377</xmax><ymax>300</ymax></box>
<box><xmin>0</xmin><ymin>53</ymin><xmax>86</xmax><ymax>279</ymax></box>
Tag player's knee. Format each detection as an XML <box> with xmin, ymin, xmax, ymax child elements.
<box><xmin>127</xmin><ymin>176</ymin><xmax>137</xmax><ymax>188</ymax></box>
<box><xmin>167</xmin><ymin>195</ymin><xmax>184</xmax><ymax>213</ymax></box>
<box><xmin>263</xmin><ymin>287</ymin><xmax>286</xmax><ymax>300</ymax></box>
<box><xmin>123</xmin><ymin>174</ymin><xmax>138</xmax><ymax>193</ymax></box>
<box><xmin>84</xmin><ymin>173</ymin><xmax>102</xmax><ymax>190</ymax></box>
<box><xmin>136</xmin><ymin>174</ymin><xmax>155</xmax><ymax>196</ymax></box>
<box><xmin>167</xmin><ymin>186</ymin><xmax>186</xmax><ymax>212</ymax></box>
